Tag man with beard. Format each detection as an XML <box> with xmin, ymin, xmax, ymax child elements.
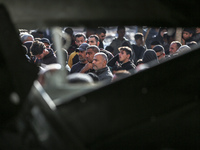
<box><xmin>70</xmin><ymin>43</ymin><xmax>89</xmax><ymax>74</ymax></box>
<box><xmin>92</xmin><ymin>52</ymin><xmax>113</xmax><ymax>82</ymax></box>
<box><xmin>80</xmin><ymin>45</ymin><xmax>100</xmax><ymax>73</ymax></box>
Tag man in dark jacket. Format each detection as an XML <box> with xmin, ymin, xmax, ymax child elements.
<box><xmin>108</xmin><ymin>46</ymin><xmax>136</xmax><ymax>73</ymax></box>
<box><xmin>92</xmin><ymin>52</ymin><xmax>113</xmax><ymax>82</ymax></box>
<box><xmin>30</xmin><ymin>40</ymin><xmax>57</xmax><ymax>66</ymax></box>
<box><xmin>70</xmin><ymin>43</ymin><xmax>89</xmax><ymax>74</ymax></box>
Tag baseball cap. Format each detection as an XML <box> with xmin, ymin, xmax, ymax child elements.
<box><xmin>77</xmin><ymin>43</ymin><xmax>89</xmax><ymax>51</ymax></box>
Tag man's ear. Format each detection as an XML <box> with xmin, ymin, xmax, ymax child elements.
<box><xmin>127</xmin><ymin>53</ymin><xmax>131</xmax><ymax>59</ymax></box>
<box><xmin>103</xmin><ymin>60</ymin><xmax>107</xmax><ymax>66</ymax></box>
<box><xmin>97</xmin><ymin>41</ymin><xmax>100</xmax><ymax>46</ymax></box>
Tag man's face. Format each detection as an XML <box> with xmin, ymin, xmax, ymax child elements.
<box><xmin>135</xmin><ymin>38</ymin><xmax>143</xmax><ymax>46</ymax></box>
<box><xmin>182</xmin><ymin>31</ymin><xmax>192</xmax><ymax>40</ymax></box>
<box><xmin>169</xmin><ymin>43</ymin><xmax>178</xmax><ymax>55</ymax></box>
<box><xmin>86</xmin><ymin>48</ymin><xmax>96</xmax><ymax>63</ymax></box>
<box><xmin>119</xmin><ymin>50</ymin><xmax>129</xmax><ymax>63</ymax></box>
<box><xmin>156</xmin><ymin>51</ymin><xmax>165</xmax><ymax>60</ymax></box>
<box><xmin>88</xmin><ymin>37</ymin><xmax>97</xmax><ymax>46</ymax></box>
<box><xmin>75</xmin><ymin>36</ymin><xmax>85</xmax><ymax>47</ymax></box>
<box><xmin>44</xmin><ymin>43</ymin><xmax>51</xmax><ymax>49</ymax></box>
<box><xmin>117</xmin><ymin>29</ymin><xmax>125</xmax><ymax>38</ymax></box>
<box><xmin>78</xmin><ymin>50</ymin><xmax>87</xmax><ymax>62</ymax></box>
<box><xmin>35</xmin><ymin>50</ymin><xmax>45</xmax><ymax>59</ymax></box>
<box><xmin>92</xmin><ymin>55</ymin><xmax>105</xmax><ymax>71</ymax></box>
<box><xmin>98</xmin><ymin>33</ymin><xmax>106</xmax><ymax>41</ymax></box>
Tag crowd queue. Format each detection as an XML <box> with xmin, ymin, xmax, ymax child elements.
<box><xmin>19</xmin><ymin>26</ymin><xmax>200</xmax><ymax>85</ymax></box>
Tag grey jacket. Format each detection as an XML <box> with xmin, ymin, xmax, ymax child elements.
<box><xmin>95</xmin><ymin>66</ymin><xmax>113</xmax><ymax>82</ymax></box>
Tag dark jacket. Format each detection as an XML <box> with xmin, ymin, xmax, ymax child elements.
<box><xmin>95</xmin><ymin>66</ymin><xmax>113</xmax><ymax>82</ymax></box>
<box><xmin>132</xmin><ymin>44</ymin><xmax>146</xmax><ymax>64</ymax></box>
<box><xmin>70</xmin><ymin>62</ymin><xmax>86</xmax><ymax>74</ymax></box>
<box><xmin>108</xmin><ymin>54</ymin><xmax>136</xmax><ymax>72</ymax></box>
<box><xmin>36</xmin><ymin>49</ymin><xmax>57</xmax><ymax>65</ymax></box>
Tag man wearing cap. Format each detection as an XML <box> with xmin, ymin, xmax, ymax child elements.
<box><xmin>70</xmin><ymin>43</ymin><xmax>89</xmax><ymax>74</ymax></box>
<box><xmin>68</xmin><ymin>33</ymin><xmax>86</xmax><ymax>68</ymax></box>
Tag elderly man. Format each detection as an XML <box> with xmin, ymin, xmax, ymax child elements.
<box><xmin>92</xmin><ymin>52</ymin><xmax>113</xmax><ymax>82</ymax></box>
<box><xmin>169</xmin><ymin>41</ymin><xmax>182</xmax><ymax>55</ymax></box>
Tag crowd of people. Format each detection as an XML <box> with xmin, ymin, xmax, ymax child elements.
<box><xmin>19</xmin><ymin>26</ymin><xmax>200</xmax><ymax>85</ymax></box>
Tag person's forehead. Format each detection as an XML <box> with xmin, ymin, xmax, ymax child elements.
<box><xmin>89</xmin><ymin>37</ymin><xmax>95</xmax><ymax>41</ymax></box>
<box><xmin>99</xmin><ymin>33</ymin><xmax>105</xmax><ymax>36</ymax></box>
<box><xmin>94</xmin><ymin>54</ymin><xmax>102</xmax><ymax>59</ymax></box>
<box><xmin>76</xmin><ymin>36</ymin><xmax>84</xmax><ymax>40</ymax></box>
<box><xmin>86</xmin><ymin>48</ymin><xmax>94</xmax><ymax>52</ymax></box>
<box><xmin>170</xmin><ymin>43</ymin><xmax>176</xmax><ymax>47</ymax></box>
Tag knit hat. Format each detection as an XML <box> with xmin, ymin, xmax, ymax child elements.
<box><xmin>77</xmin><ymin>43</ymin><xmax>89</xmax><ymax>51</ymax></box>
<box><xmin>153</xmin><ymin>45</ymin><xmax>164</xmax><ymax>53</ymax></box>
<box><xmin>143</xmin><ymin>49</ymin><xmax>158</xmax><ymax>64</ymax></box>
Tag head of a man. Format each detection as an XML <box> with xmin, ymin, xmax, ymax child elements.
<box><xmin>153</xmin><ymin>45</ymin><xmax>165</xmax><ymax>60</ymax></box>
<box><xmin>117</xmin><ymin>26</ymin><xmax>125</xmax><ymax>39</ymax></box>
<box><xmin>40</xmin><ymin>38</ymin><xmax>51</xmax><ymax>49</ymax></box>
<box><xmin>92</xmin><ymin>52</ymin><xmax>108</xmax><ymax>71</ymax></box>
<box><xmin>169</xmin><ymin>41</ymin><xmax>182</xmax><ymax>55</ymax></box>
<box><xmin>96</xmin><ymin>27</ymin><xmax>106</xmax><ymax>42</ymax></box>
<box><xmin>134</xmin><ymin>33</ymin><xmax>144</xmax><ymax>46</ymax></box>
<box><xmin>182</xmin><ymin>28</ymin><xmax>194</xmax><ymax>40</ymax></box>
<box><xmin>88</xmin><ymin>34</ymin><xmax>99</xmax><ymax>46</ymax></box>
<box><xmin>118</xmin><ymin>46</ymin><xmax>132</xmax><ymax>63</ymax></box>
<box><xmin>86</xmin><ymin>45</ymin><xmax>100</xmax><ymax>63</ymax></box>
<box><xmin>20</xmin><ymin>33</ymin><xmax>34</xmax><ymax>43</ymax></box>
<box><xmin>77</xmin><ymin>43</ymin><xmax>89</xmax><ymax>63</ymax></box>
<box><xmin>75</xmin><ymin>33</ymin><xmax>86</xmax><ymax>47</ymax></box>
<box><xmin>30</xmin><ymin>40</ymin><xmax>46</xmax><ymax>59</ymax></box>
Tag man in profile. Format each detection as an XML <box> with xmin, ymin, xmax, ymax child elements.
<box><xmin>169</xmin><ymin>41</ymin><xmax>182</xmax><ymax>56</ymax></box>
<box><xmin>92</xmin><ymin>52</ymin><xmax>113</xmax><ymax>82</ymax></box>
<box><xmin>68</xmin><ymin>33</ymin><xmax>87</xmax><ymax>68</ymax></box>
<box><xmin>108</xmin><ymin>46</ymin><xmax>136</xmax><ymax>73</ymax></box>
<box><xmin>96</xmin><ymin>27</ymin><xmax>106</xmax><ymax>49</ymax></box>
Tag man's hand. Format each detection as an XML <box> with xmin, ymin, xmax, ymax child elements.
<box><xmin>80</xmin><ymin>63</ymin><xmax>93</xmax><ymax>73</ymax></box>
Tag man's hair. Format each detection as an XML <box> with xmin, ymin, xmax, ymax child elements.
<box><xmin>30</xmin><ymin>40</ymin><xmax>45</xmax><ymax>55</ymax></box>
<box><xmin>94</xmin><ymin>52</ymin><xmax>108</xmax><ymax>63</ymax></box>
<box><xmin>86</xmin><ymin>45</ymin><xmax>100</xmax><ymax>53</ymax></box>
<box><xmin>170</xmin><ymin>41</ymin><xmax>182</xmax><ymax>49</ymax></box>
<box><xmin>96</xmin><ymin>27</ymin><xmax>106</xmax><ymax>34</ymax></box>
<box><xmin>64</xmin><ymin>27</ymin><xmax>73</xmax><ymax>36</ymax></box>
<box><xmin>118</xmin><ymin>46</ymin><xmax>133</xmax><ymax>58</ymax></box>
<box><xmin>20</xmin><ymin>33</ymin><xmax>34</xmax><ymax>43</ymax></box>
<box><xmin>151</xmin><ymin>41</ymin><xmax>161</xmax><ymax>46</ymax></box>
<box><xmin>134</xmin><ymin>32</ymin><xmax>144</xmax><ymax>40</ymax></box>
<box><xmin>75</xmin><ymin>33</ymin><xmax>86</xmax><ymax>40</ymax></box>
<box><xmin>89</xmin><ymin>34</ymin><xmax>99</xmax><ymax>42</ymax></box>
<box><xmin>117</xmin><ymin>26</ymin><xmax>125</xmax><ymax>31</ymax></box>
<box><xmin>183</xmin><ymin>28</ymin><xmax>195</xmax><ymax>34</ymax></box>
